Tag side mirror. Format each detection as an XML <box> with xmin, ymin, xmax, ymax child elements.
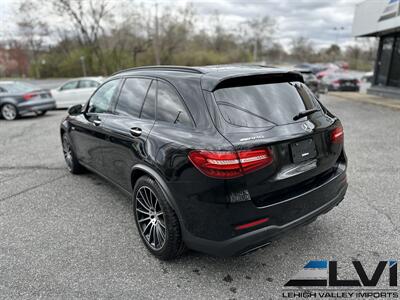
<box><xmin>67</xmin><ymin>104</ymin><xmax>83</xmax><ymax>116</ymax></box>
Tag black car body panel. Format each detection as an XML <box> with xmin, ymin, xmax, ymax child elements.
<box><xmin>61</xmin><ymin>65</ymin><xmax>348</xmax><ymax>257</ymax></box>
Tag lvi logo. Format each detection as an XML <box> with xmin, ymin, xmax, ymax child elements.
<box><xmin>284</xmin><ymin>260</ymin><xmax>398</xmax><ymax>287</ymax></box>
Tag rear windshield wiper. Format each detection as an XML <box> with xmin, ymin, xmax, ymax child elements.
<box><xmin>293</xmin><ymin>108</ymin><xmax>320</xmax><ymax>121</ymax></box>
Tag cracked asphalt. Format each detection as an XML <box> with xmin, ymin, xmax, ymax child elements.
<box><xmin>0</xmin><ymin>94</ymin><xmax>399</xmax><ymax>299</ymax></box>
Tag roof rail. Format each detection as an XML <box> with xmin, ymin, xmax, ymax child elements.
<box><xmin>112</xmin><ymin>65</ymin><xmax>204</xmax><ymax>76</ymax></box>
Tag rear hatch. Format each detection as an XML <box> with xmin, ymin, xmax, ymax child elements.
<box><xmin>211</xmin><ymin>78</ymin><xmax>344</xmax><ymax>207</ymax></box>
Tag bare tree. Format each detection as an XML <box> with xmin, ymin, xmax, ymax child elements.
<box><xmin>17</xmin><ymin>0</ymin><xmax>49</xmax><ymax>78</ymax></box>
<box><xmin>48</xmin><ymin>0</ymin><xmax>113</xmax><ymax>73</ymax></box>
<box><xmin>153</xmin><ymin>3</ymin><xmax>161</xmax><ymax>65</ymax></box>
<box><xmin>291</xmin><ymin>36</ymin><xmax>314</xmax><ymax>62</ymax></box>
<box><xmin>241</xmin><ymin>16</ymin><xmax>275</xmax><ymax>62</ymax></box>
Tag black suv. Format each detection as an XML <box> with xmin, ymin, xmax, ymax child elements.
<box><xmin>60</xmin><ymin>65</ymin><xmax>348</xmax><ymax>260</ymax></box>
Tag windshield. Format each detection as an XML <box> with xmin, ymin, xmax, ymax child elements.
<box><xmin>213</xmin><ymin>82</ymin><xmax>318</xmax><ymax>128</ymax></box>
<box><xmin>0</xmin><ymin>82</ymin><xmax>38</xmax><ymax>94</ymax></box>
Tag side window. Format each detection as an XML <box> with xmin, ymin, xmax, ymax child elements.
<box><xmin>115</xmin><ymin>78</ymin><xmax>151</xmax><ymax>117</ymax></box>
<box><xmin>60</xmin><ymin>81</ymin><xmax>78</xmax><ymax>91</ymax></box>
<box><xmin>156</xmin><ymin>81</ymin><xmax>192</xmax><ymax>126</ymax></box>
<box><xmin>79</xmin><ymin>80</ymin><xmax>99</xmax><ymax>88</ymax></box>
<box><xmin>140</xmin><ymin>80</ymin><xmax>156</xmax><ymax>120</ymax></box>
<box><xmin>88</xmin><ymin>79</ymin><xmax>120</xmax><ymax>114</ymax></box>
<box><xmin>0</xmin><ymin>87</ymin><xmax>6</xmax><ymax>93</ymax></box>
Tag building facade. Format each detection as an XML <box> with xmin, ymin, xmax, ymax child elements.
<box><xmin>353</xmin><ymin>0</ymin><xmax>400</xmax><ymax>98</ymax></box>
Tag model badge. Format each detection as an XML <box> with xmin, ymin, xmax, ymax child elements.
<box><xmin>240</xmin><ymin>135</ymin><xmax>265</xmax><ymax>142</ymax></box>
<box><xmin>302</xmin><ymin>121</ymin><xmax>314</xmax><ymax>133</ymax></box>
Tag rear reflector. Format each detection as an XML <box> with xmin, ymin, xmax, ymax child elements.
<box><xmin>330</xmin><ymin>126</ymin><xmax>344</xmax><ymax>143</ymax></box>
<box><xmin>188</xmin><ymin>149</ymin><xmax>273</xmax><ymax>179</ymax></box>
<box><xmin>235</xmin><ymin>217</ymin><xmax>269</xmax><ymax>230</ymax></box>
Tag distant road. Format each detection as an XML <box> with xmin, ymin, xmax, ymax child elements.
<box><xmin>18</xmin><ymin>78</ymin><xmax>70</xmax><ymax>89</ymax></box>
<box><xmin>0</xmin><ymin>78</ymin><xmax>70</xmax><ymax>90</ymax></box>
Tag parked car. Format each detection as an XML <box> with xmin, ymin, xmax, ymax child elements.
<box><xmin>316</xmin><ymin>63</ymin><xmax>342</xmax><ymax>80</ymax></box>
<box><xmin>0</xmin><ymin>81</ymin><xmax>56</xmax><ymax>121</ymax></box>
<box><xmin>52</xmin><ymin>77</ymin><xmax>103</xmax><ymax>109</ymax></box>
<box><xmin>294</xmin><ymin>63</ymin><xmax>326</xmax><ymax>75</ymax></box>
<box><xmin>295</xmin><ymin>68</ymin><xmax>326</xmax><ymax>97</ymax></box>
<box><xmin>334</xmin><ymin>61</ymin><xmax>350</xmax><ymax>70</ymax></box>
<box><xmin>60</xmin><ymin>65</ymin><xmax>348</xmax><ymax>260</ymax></box>
<box><xmin>322</xmin><ymin>73</ymin><xmax>360</xmax><ymax>92</ymax></box>
<box><xmin>361</xmin><ymin>71</ymin><xmax>374</xmax><ymax>83</ymax></box>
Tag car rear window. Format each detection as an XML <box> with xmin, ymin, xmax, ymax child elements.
<box><xmin>213</xmin><ymin>82</ymin><xmax>317</xmax><ymax>128</ymax></box>
<box><xmin>0</xmin><ymin>82</ymin><xmax>37</xmax><ymax>94</ymax></box>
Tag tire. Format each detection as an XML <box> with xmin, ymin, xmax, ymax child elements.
<box><xmin>61</xmin><ymin>133</ymin><xmax>85</xmax><ymax>174</ymax></box>
<box><xmin>133</xmin><ymin>176</ymin><xmax>186</xmax><ymax>260</ymax></box>
<box><xmin>37</xmin><ymin>110</ymin><xmax>47</xmax><ymax>116</ymax></box>
<box><xmin>1</xmin><ymin>103</ymin><xmax>18</xmax><ymax>120</ymax></box>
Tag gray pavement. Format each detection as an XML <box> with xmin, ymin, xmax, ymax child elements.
<box><xmin>0</xmin><ymin>95</ymin><xmax>399</xmax><ymax>299</ymax></box>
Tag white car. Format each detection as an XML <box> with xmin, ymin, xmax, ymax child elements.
<box><xmin>52</xmin><ymin>77</ymin><xmax>103</xmax><ymax>109</ymax></box>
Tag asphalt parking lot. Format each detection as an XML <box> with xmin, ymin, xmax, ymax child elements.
<box><xmin>1</xmin><ymin>94</ymin><xmax>399</xmax><ymax>299</ymax></box>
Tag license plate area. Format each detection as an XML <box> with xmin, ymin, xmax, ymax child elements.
<box><xmin>290</xmin><ymin>138</ymin><xmax>317</xmax><ymax>163</ymax></box>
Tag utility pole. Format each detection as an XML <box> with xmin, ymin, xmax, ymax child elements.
<box><xmin>153</xmin><ymin>3</ymin><xmax>161</xmax><ymax>65</ymax></box>
<box><xmin>334</xmin><ymin>26</ymin><xmax>345</xmax><ymax>45</ymax></box>
<box><xmin>80</xmin><ymin>56</ymin><xmax>87</xmax><ymax>77</ymax></box>
<box><xmin>253</xmin><ymin>39</ymin><xmax>258</xmax><ymax>62</ymax></box>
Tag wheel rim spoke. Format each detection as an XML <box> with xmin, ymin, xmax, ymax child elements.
<box><xmin>138</xmin><ymin>216</ymin><xmax>151</xmax><ymax>223</ymax></box>
<box><xmin>136</xmin><ymin>196</ymin><xmax>151</xmax><ymax>211</ymax></box>
<box><xmin>142</xmin><ymin>221</ymin><xmax>152</xmax><ymax>235</ymax></box>
<box><xmin>135</xmin><ymin>186</ymin><xmax>166</xmax><ymax>250</ymax></box>
<box><xmin>158</xmin><ymin>220</ymin><xmax>166</xmax><ymax>229</ymax></box>
<box><xmin>156</xmin><ymin>224</ymin><xmax>165</xmax><ymax>244</ymax></box>
<box><xmin>152</xmin><ymin>225</ymin><xmax>157</xmax><ymax>246</ymax></box>
<box><xmin>136</xmin><ymin>208</ymin><xmax>151</xmax><ymax>215</ymax></box>
<box><xmin>139</xmin><ymin>189</ymin><xmax>152</xmax><ymax>210</ymax></box>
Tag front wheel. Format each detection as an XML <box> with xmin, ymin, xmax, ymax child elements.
<box><xmin>62</xmin><ymin>134</ymin><xmax>85</xmax><ymax>174</ymax></box>
<box><xmin>1</xmin><ymin>104</ymin><xmax>18</xmax><ymax>120</ymax></box>
<box><xmin>133</xmin><ymin>176</ymin><xmax>186</xmax><ymax>260</ymax></box>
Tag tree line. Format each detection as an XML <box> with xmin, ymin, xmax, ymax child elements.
<box><xmin>2</xmin><ymin>0</ymin><xmax>378</xmax><ymax>78</ymax></box>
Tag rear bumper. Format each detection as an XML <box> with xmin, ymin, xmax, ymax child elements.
<box><xmin>177</xmin><ymin>165</ymin><xmax>347</xmax><ymax>257</ymax></box>
<box><xmin>329</xmin><ymin>85</ymin><xmax>359</xmax><ymax>92</ymax></box>
<box><xmin>182</xmin><ymin>184</ymin><xmax>346</xmax><ymax>256</ymax></box>
<box><xmin>17</xmin><ymin>99</ymin><xmax>56</xmax><ymax>115</ymax></box>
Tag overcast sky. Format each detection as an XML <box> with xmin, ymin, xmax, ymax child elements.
<box><xmin>0</xmin><ymin>0</ymin><xmax>364</xmax><ymax>50</ymax></box>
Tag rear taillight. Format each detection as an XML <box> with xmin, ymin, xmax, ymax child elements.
<box><xmin>23</xmin><ymin>92</ymin><xmax>38</xmax><ymax>101</ymax></box>
<box><xmin>333</xmin><ymin>80</ymin><xmax>340</xmax><ymax>85</ymax></box>
<box><xmin>330</xmin><ymin>126</ymin><xmax>344</xmax><ymax>143</ymax></box>
<box><xmin>188</xmin><ymin>149</ymin><xmax>273</xmax><ymax>179</ymax></box>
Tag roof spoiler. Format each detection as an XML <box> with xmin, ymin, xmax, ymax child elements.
<box><xmin>209</xmin><ymin>72</ymin><xmax>304</xmax><ymax>92</ymax></box>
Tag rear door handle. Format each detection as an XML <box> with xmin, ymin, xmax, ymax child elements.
<box><xmin>93</xmin><ymin>119</ymin><xmax>101</xmax><ymax>126</ymax></box>
<box><xmin>130</xmin><ymin>127</ymin><xmax>142</xmax><ymax>137</ymax></box>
